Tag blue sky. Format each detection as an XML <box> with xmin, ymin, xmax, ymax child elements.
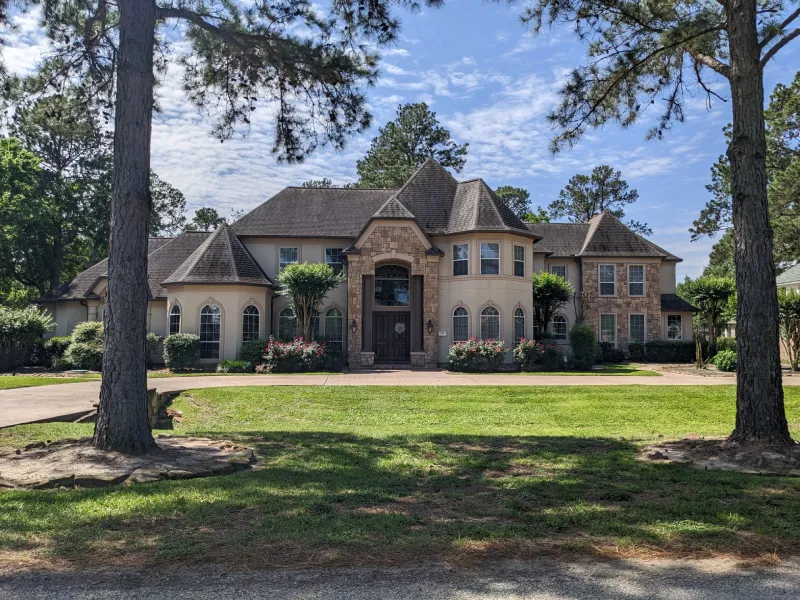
<box><xmin>3</xmin><ymin>5</ymin><xmax>798</xmax><ymax>278</ymax></box>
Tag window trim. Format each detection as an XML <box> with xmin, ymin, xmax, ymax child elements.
<box><xmin>169</xmin><ymin>302</ymin><xmax>181</xmax><ymax>336</ymax></box>
<box><xmin>374</xmin><ymin>263</ymin><xmax>411</xmax><ymax>307</ymax></box>
<box><xmin>325</xmin><ymin>247</ymin><xmax>344</xmax><ymax>276</ymax></box>
<box><xmin>513</xmin><ymin>306</ymin><xmax>526</xmax><ymax>343</ymax></box>
<box><xmin>279</xmin><ymin>246</ymin><xmax>299</xmax><ymax>272</ymax></box>
<box><xmin>198</xmin><ymin>303</ymin><xmax>223</xmax><ymax>360</ymax></box>
<box><xmin>550</xmin><ymin>265</ymin><xmax>567</xmax><ymax>280</ymax></box>
<box><xmin>667</xmin><ymin>314</ymin><xmax>683</xmax><ymax>341</ymax></box>
<box><xmin>324</xmin><ymin>307</ymin><xmax>344</xmax><ymax>348</ymax></box>
<box><xmin>629</xmin><ymin>312</ymin><xmax>646</xmax><ymax>344</ymax></box>
<box><xmin>451</xmin><ymin>242</ymin><xmax>469</xmax><ymax>277</ymax></box>
<box><xmin>479</xmin><ymin>241</ymin><xmax>501</xmax><ymax>276</ymax></box>
<box><xmin>452</xmin><ymin>306</ymin><xmax>470</xmax><ymax>343</ymax></box>
<box><xmin>551</xmin><ymin>314</ymin><xmax>568</xmax><ymax>341</ymax></box>
<box><xmin>599</xmin><ymin>264</ymin><xmax>616</xmax><ymax>297</ymax></box>
<box><xmin>599</xmin><ymin>312</ymin><xmax>617</xmax><ymax>346</ymax></box>
<box><xmin>513</xmin><ymin>245</ymin><xmax>526</xmax><ymax>278</ymax></box>
<box><xmin>241</xmin><ymin>304</ymin><xmax>261</xmax><ymax>343</ymax></box>
<box><xmin>479</xmin><ymin>305</ymin><xmax>501</xmax><ymax>341</ymax></box>
<box><xmin>628</xmin><ymin>264</ymin><xmax>645</xmax><ymax>297</ymax></box>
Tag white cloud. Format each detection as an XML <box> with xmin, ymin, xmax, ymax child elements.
<box><xmin>384</xmin><ymin>64</ymin><xmax>412</xmax><ymax>76</ymax></box>
<box><xmin>496</xmin><ymin>30</ymin><xmax>509</xmax><ymax>42</ymax></box>
<box><xmin>382</xmin><ymin>48</ymin><xmax>411</xmax><ymax>58</ymax></box>
<box><xmin>1</xmin><ymin>9</ymin><xmax>51</xmax><ymax>75</ymax></box>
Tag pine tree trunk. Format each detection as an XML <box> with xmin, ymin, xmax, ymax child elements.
<box><xmin>726</xmin><ymin>0</ymin><xmax>793</xmax><ymax>446</ymax></box>
<box><xmin>92</xmin><ymin>0</ymin><xmax>157</xmax><ymax>453</ymax></box>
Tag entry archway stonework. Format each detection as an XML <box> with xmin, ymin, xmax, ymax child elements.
<box><xmin>347</xmin><ymin>224</ymin><xmax>440</xmax><ymax>367</ymax></box>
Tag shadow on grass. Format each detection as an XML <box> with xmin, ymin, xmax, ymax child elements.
<box><xmin>1</xmin><ymin>432</ymin><xmax>799</xmax><ymax>569</ymax></box>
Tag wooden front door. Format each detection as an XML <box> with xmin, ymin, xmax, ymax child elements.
<box><xmin>374</xmin><ymin>312</ymin><xmax>410</xmax><ymax>362</ymax></box>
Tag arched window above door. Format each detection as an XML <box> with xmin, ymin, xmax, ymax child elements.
<box><xmin>374</xmin><ymin>264</ymin><xmax>409</xmax><ymax>307</ymax></box>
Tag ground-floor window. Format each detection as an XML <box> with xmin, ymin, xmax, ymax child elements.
<box><xmin>278</xmin><ymin>307</ymin><xmax>297</xmax><ymax>340</ymax></box>
<box><xmin>667</xmin><ymin>314</ymin><xmax>682</xmax><ymax>340</ymax></box>
<box><xmin>480</xmin><ymin>306</ymin><xmax>500</xmax><ymax>340</ymax></box>
<box><xmin>242</xmin><ymin>305</ymin><xmax>260</xmax><ymax>342</ymax></box>
<box><xmin>599</xmin><ymin>313</ymin><xmax>616</xmax><ymax>345</ymax></box>
<box><xmin>169</xmin><ymin>304</ymin><xmax>181</xmax><ymax>335</ymax></box>
<box><xmin>453</xmin><ymin>307</ymin><xmax>469</xmax><ymax>342</ymax></box>
<box><xmin>199</xmin><ymin>304</ymin><xmax>221</xmax><ymax>359</ymax></box>
<box><xmin>551</xmin><ymin>315</ymin><xmax>567</xmax><ymax>340</ymax></box>
<box><xmin>325</xmin><ymin>308</ymin><xmax>343</xmax><ymax>348</ymax></box>
<box><xmin>629</xmin><ymin>313</ymin><xmax>646</xmax><ymax>344</ymax></box>
<box><xmin>514</xmin><ymin>308</ymin><xmax>525</xmax><ymax>343</ymax></box>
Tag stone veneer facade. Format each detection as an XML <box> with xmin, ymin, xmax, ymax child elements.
<box><xmin>347</xmin><ymin>224</ymin><xmax>440</xmax><ymax>367</ymax></box>
<box><xmin>582</xmin><ymin>261</ymin><xmax>662</xmax><ymax>347</ymax></box>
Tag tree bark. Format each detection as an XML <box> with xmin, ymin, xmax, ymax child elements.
<box><xmin>726</xmin><ymin>0</ymin><xmax>793</xmax><ymax>445</ymax></box>
<box><xmin>92</xmin><ymin>0</ymin><xmax>157</xmax><ymax>453</ymax></box>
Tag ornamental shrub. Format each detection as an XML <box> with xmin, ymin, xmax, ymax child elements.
<box><xmin>539</xmin><ymin>340</ymin><xmax>565</xmax><ymax>370</ymax></box>
<box><xmin>145</xmin><ymin>332</ymin><xmax>163</xmax><ymax>367</ymax></box>
<box><xmin>163</xmin><ymin>333</ymin><xmax>201</xmax><ymax>370</ymax></box>
<box><xmin>0</xmin><ymin>306</ymin><xmax>55</xmax><ymax>370</ymax></box>
<box><xmin>569</xmin><ymin>324</ymin><xmax>597</xmax><ymax>370</ymax></box>
<box><xmin>716</xmin><ymin>336</ymin><xmax>736</xmax><ymax>353</ymax></box>
<box><xmin>628</xmin><ymin>342</ymin><xmax>645</xmax><ymax>362</ymax></box>
<box><xmin>217</xmin><ymin>359</ymin><xmax>253</xmax><ymax>373</ymax></box>
<box><xmin>713</xmin><ymin>349</ymin><xmax>737</xmax><ymax>372</ymax></box>
<box><xmin>239</xmin><ymin>339</ymin><xmax>270</xmax><ymax>366</ymax></box>
<box><xmin>256</xmin><ymin>337</ymin><xmax>326</xmax><ymax>373</ymax></box>
<box><xmin>512</xmin><ymin>339</ymin><xmax>544</xmax><ymax>369</ymax></box>
<box><xmin>598</xmin><ymin>341</ymin><xmax>625</xmax><ymax>363</ymax></box>
<box><xmin>44</xmin><ymin>336</ymin><xmax>72</xmax><ymax>361</ymax></box>
<box><xmin>448</xmin><ymin>338</ymin><xmax>508</xmax><ymax>372</ymax></box>
<box><xmin>71</xmin><ymin>321</ymin><xmax>103</xmax><ymax>345</ymax></box>
<box><xmin>641</xmin><ymin>340</ymin><xmax>707</xmax><ymax>363</ymax></box>
<box><xmin>63</xmin><ymin>342</ymin><xmax>104</xmax><ymax>371</ymax></box>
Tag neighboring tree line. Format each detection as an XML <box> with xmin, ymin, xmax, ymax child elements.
<box><xmin>303</xmin><ymin>103</ymin><xmax>649</xmax><ymax>232</ymax></box>
<box><xmin>0</xmin><ymin>93</ymin><xmax>187</xmax><ymax>306</ymax></box>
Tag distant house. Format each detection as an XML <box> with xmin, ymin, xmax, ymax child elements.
<box><xmin>777</xmin><ymin>263</ymin><xmax>800</xmax><ymax>292</ymax></box>
<box><xmin>39</xmin><ymin>159</ymin><xmax>693</xmax><ymax>367</ymax></box>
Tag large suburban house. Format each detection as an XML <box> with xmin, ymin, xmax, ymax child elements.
<box><xmin>39</xmin><ymin>159</ymin><xmax>694</xmax><ymax>367</ymax></box>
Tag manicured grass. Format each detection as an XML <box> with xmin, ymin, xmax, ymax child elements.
<box><xmin>0</xmin><ymin>375</ymin><xmax>99</xmax><ymax>390</ymax></box>
<box><xmin>507</xmin><ymin>366</ymin><xmax>660</xmax><ymax>376</ymax></box>
<box><xmin>147</xmin><ymin>371</ymin><xmax>343</xmax><ymax>378</ymax></box>
<box><xmin>2</xmin><ymin>385</ymin><xmax>800</xmax><ymax>571</ymax></box>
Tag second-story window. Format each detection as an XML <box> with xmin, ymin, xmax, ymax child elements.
<box><xmin>513</xmin><ymin>245</ymin><xmax>525</xmax><ymax>277</ymax></box>
<box><xmin>279</xmin><ymin>247</ymin><xmax>298</xmax><ymax>272</ymax></box>
<box><xmin>480</xmin><ymin>243</ymin><xmax>500</xmax><ymax>275</ymax></box>
<box><xmin>453</xmin><ymin>243</ymin><xmax>468</xmax><ymax>276</ymax></box>
<box><xmin>325</xmin><ymin>248</ymin><xmax>343</xmax><ymax>276</ymax></box>
<box><xmin>628</xmin><ymin>265</ymin><xmax>645</xmax><ymax>296</ymax></box>
<box><xmin>599</xmin><ymin>264</ymin><xmax>616</xmax><ymax>296</ymax></box>
<box><xmin>550</xmin><ymin>265</ymin><xmax>566</xmax><ymax>279</ymax></box>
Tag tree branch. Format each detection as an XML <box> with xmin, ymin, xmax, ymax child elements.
<box><xmin>689</xmin><ymin>50</ymin><xmax>730</xmax><ymax>77</ymax></box>
<box><xmin>759</xmin><ymin>7</ymin><xmax>800</xmax><ymax>48</ymax></box>
<box><xmin>760</xmin><ymin>27</ymin><xmax>800</xmax><ymax>68</ymax></box>
<box><xmin>156</xmin><ymin>6</ymin><xmax>280</xmax><ymax>48</ymax></box>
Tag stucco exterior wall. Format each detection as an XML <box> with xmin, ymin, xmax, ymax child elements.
<box><xmin>660</xmin><ymin>262</ymin><xmax>677</xmax><ymax>294</ymax></box>
<box><xmin>43</xmin><ymin>302</ymin><xmax>88</xmax><ymax>338</ymax></box>
<box><xmin>165</xmin><ymin>284</ymin><xmax>272</xmax><ymax>361</ymax></box>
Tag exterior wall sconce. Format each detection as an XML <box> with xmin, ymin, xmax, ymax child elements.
<box><xmin>351</xmin><ymin>319</ymin><xmax>357</xmax><ymax>334</ymax></box>
<box><xmin>427</xmin><ymin>319</ymin><xmax>434</xmax><ymax>334</ymax></box>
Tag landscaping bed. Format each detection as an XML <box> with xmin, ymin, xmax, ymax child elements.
<box><xmin>1</xmin><ymin>385</ymin><xmax>800</xmax><ymax>572</ymax></box>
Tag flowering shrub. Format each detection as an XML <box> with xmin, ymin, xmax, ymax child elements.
<box><xmin>448</xmin><ymin>338</ymin><xmax>508</xmax><ymax>372</ymax></box>
<box><xmin>256</xmin><ymin>336</ymin><xmax>327</xmax><ymax>373</ymax></box>
<box><xmin>512</xmin><ymin>339</ymin><xmax>544</xmax><ymax>369</ymax></box>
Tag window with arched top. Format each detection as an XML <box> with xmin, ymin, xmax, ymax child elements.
<box><xmin>242</xmin><ymin>305</ymin><xmax>260</xmax><ymax>342</ymax></box>
<box><xmin>480</xmin><ymin>306</ymin><xmax>500</xmax><ymax>340</ymax></box>
<box><xmin>551</xmin><ymin>315</ymin><xmax>568</xmax><ymax>340</ymax></box>
<box><xmin>453</xmin><ymin>307</ymin><xmax>469</xmax><ymax>342</ymax></box>
<box><xmin>514</xmin><ymin>307</ymin><xmax>525</xmax><ymax>343</ymax></box>
<box><xmin>199</xmin><ymin>304</ymin><xmax>221</xmax><ymax>359</ymax></box>
<box><xmin>325</xmin><ymin>308</ymin><xmax>343</xmax><ymax>348</ymax></box>
<box><xmin>169</xmin><ymin>304</ymin><xmax>181</xmax><ymax>335</ymax></box>
<box><xmin>374</xmin><ymin>264</ymin><xmax>409</xmax><ymax>306</ymax></box>
<box><xmin>278</xmin><ymin>307</ymin><xmax>297</xmax><ymax>341</ymax></box>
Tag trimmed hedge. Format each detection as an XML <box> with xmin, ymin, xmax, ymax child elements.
<box><xmin>256</xmin><ymin>337</ymin><xmax>327</xmax><ymax>373</ymax></box>
<box><xmin>599</xmin><ymin>341</ymin><xmax>625</xmax><ymax>363</ymax></box>
<box><xmin>512</xmin><ymin>339</ymin><xmax>544</xmax><ymax>370</ymax></box>
<box><xmin>630</xmin><ymin>340</ymin><xmax>708</xmax><ymax>363</ymax></box>
<box><xmin>569</xmin><ymin>324</ymin><xmax>597</xmax><ymax>370</ymax></box>
<box><xmin>217</xmin><ymin>359</ymin><xmax>252</xmax><ymax>373</ymax></box>
<box><xmin>72</xmin><ymin>321</ymin><xmax>103</xmax><ymax>345</ymax></box>
<box><xmin>448</xmin><ymin>338</ymin><xmax>508</xmax><ymax>372</ymax></box>
<box><xmin>713</xmin><ymin>349</ymin><xmax>737</xmax><ymax>372</ymax></box>
<box><xmin>63</xmin><ymin>342</ymin><xmax>103</xmax><ymax>371</ymax></box>
<box><xmin>239</xmin><ymin>339</ymin><xmax>269</xmax><ymax>367</ymax></box>
<box><xmin>163</xmin><ymin>333</ymin><xmax>200</xmax><ymax>370</ymax></box>
<box><xmin>716</xmin><ymin>336</ymin><xmax>736</xmax><ymax>353</ymax></box>
<box><xmin>0</xmin><ymin>306</ymin><xmax>55</xmax><ymax>370</ymax></box>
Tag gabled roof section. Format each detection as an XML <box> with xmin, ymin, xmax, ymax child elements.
<box><xmin>777</xmin><ymin>263</ymin><xmax>800</xmax><ymax>285</ymax></box>
<box><xmin>390</xmin><ymin>158</ymin><xmax>458</xmax><ymax>233</ymax></box>
<box><xmin>527</xmin><ymin>223</ymin><xmax>590</xmax><ymax>256</ymax></box>
<box><xmin>39</xmin><ymin>236</ymin><xmax>210</xmax><ymax>302</ymax></box>
<box><xmin>163</xmin><ymin>224</ymin><xmax>272</xmax><ymax>287</ymax></box>
<box><xmin>373</xmin><ymin>195</ymin><xmax>416</xmax><ymax>220</ymax></box>
<box><xmin>578</xmin><ymin>212</ymin><xmax>671</xmax><ymax>258</ymax></box>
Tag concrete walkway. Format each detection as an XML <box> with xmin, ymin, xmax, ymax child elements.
<box><xmin>1</xmin><ymin>369</ymin><xmax>793</xmax><ymax>429</ymax></box>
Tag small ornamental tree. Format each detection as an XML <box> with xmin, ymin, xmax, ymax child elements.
<box><xmin>532</xmin><ymin>271</ymin><xmax>574</xmax><ymax>333</ymax></box>
<box><xmin>678</xmin><ymin>276</ymin><xmax>736</xmax><ymax>357</ymax></box>
<box><xmin>277</xmin><ymin>263</ymin><xmax>343</xmax><ymax>341</ymax></box>
<box><xmin>778</xmin><ymin>289</ymin><xmax>800</xmax><ymax>372</ymax></box>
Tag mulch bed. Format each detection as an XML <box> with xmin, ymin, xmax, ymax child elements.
<box><xmin>0</xmin><ymin>435</ymin><xmax>256</xmax><ymax>490</ymax></box>
<box><xmin>639</xmin><ymin>436</ymin><xmax>800</xmax><ymax>476</ymax></box>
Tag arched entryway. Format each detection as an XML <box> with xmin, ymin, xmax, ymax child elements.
<box><xmin>372</xmin><ymin>264</ymin><xmax>411</xmax><ymax>362</ymax></box>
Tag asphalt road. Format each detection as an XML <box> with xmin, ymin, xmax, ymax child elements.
<box><xmin>2</xmin><ymin>558</ymin><xmax>799</xmax><ymax>599</ymax></box>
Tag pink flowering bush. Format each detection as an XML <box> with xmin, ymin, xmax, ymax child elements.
<box><xmin>448</xmin><ymin>338</ymin><xmax>508</xmax><ymax>372</ymax></box>
<box><xmin>256</xmin><ymin>336</ymin><xmax>327</xmax><ymax>373</ymax></box>
<box><xmin>512</xmin><ymin>339</ymin><xmax>545</xmax><ymax>369</ymax></box>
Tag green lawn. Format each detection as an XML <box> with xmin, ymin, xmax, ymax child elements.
<box><xmin>0</xmin><ymin>375</ymin><xmax>99</xmax><ymax>390</ymax></box>
<box><xmin>2</xmin><ymin>385</ymin><xmax>800</xmax><ymax>571</ymax></box>
<box><xmin>499</xmin><ymin>365</ymin><xmax>661</xmax><ymax>376</ymax></box>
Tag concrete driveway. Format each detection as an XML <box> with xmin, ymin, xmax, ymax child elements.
<box><xmin>1</xmin><ymin>369</ymin><xmax>795</xmax><ymax>429</ymax></box>
<box><xmin>2</xmin><ymin>557</ymin><xmax>799</xmax><ymax>599</ymax></box>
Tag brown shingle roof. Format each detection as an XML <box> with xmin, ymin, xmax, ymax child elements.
<box><xmin>527</xmin><ymin>223</ymin><xmax>591</xmax><ymax>257</ymax></box>
<box><xmin>661</xmin><ymin>294</ymin><xmax>697</xmax><ymax>312</ymax></box>
<box><xmin>163</xmin><ymin>224</ymin><xmax>272</xmax><ymax>287</ymax></box>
